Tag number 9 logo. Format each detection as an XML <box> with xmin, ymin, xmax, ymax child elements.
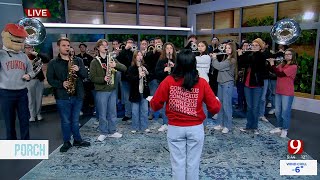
<box><xmin>288</xmin><ymin>140</ymin><xmax>304</xmax><ymax>155</ymax></box>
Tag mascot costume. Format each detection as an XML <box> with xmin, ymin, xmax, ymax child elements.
<box><xmin>0</xmin><ymin>23</ymin><xmax>35</xmax><ymax>140</ymax></box>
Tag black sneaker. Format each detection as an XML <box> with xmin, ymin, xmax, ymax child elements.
<box><xmin>122</xmin><ymin>116</ymin><xmax>131</xmax><ymax>121</ymax></box>
<box><xmin>73</xmin><ymin>140</ymin><xmax>91</xmax><ymax>147</ymax></box>
<box><xmin>60</xmin><ymin>141</ymin><xmax>72</xmax><ymax>152</ymax></box>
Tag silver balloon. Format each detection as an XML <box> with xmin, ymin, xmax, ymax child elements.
<box><xmin>270</xmin><ymin>19</ymin><xmax>301</xmax><ymax>45</ymax></box>
<box><xmin>18</xmin><ymin>18</ymin><xmax>46</xmax><ymax>46</ymax></box>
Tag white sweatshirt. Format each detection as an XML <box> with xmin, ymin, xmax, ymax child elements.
<box><xmin>196</xmin><ymin>54</ymin><xmax>211</xmax><ymax>82</ymax></box>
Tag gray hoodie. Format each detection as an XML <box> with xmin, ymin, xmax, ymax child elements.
<box><xmin>212</xmin><ymin>57</ymin><xmax>236</xmax><ymax>84</ymax></box>
<box><xmin>0</xmin><ymin>49</ymin><xmax>35</xmax><ymax>90</ymax></box>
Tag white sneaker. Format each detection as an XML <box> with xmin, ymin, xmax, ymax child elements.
<box><xmin>37</xmin><ymin>114</ymin><xmax>43</xmax><ymax>121</ymax></box>
<box><xmin>108</xmin><ymin>132</ymin><xmax>122</xmax><ymax>138</ymax></box>
<box><xmin>131</xmin><ymin>130</ymin><xmax>137</xmax><ymax>133</ymax></box>
<box><xmin>260</xmin><ymin>116</ymin><xmax>269</xmax><ymax>122</ymax></box>
<box><xmin>222</xmin><ymin>127</ymin><xmax>229</xmax><ymax>134</ymax></box>
<box><xmin>254</xmin><ymin>129</ymin><xmax>260</xmax><ymax>135</ymax></box>
<box><xmin>212</xmin><ymin>114</ymin><xmax>218</xmax><ymax>120</ymax></box>
<box><xmin>268</xmin><ymin>109</ymin><xmax>275</xmax><ymax>115</ymax></box>
<box><xmin>158</xmin><ymin>124</ymin><xmax>168</xmax><ymax>132</ymax></box>
<box><xmin>267</xmin><ymin>103</ymin><xmax>272</xmax><ymax>108</ymax></box>
<box><xmin>29</xmin><ymin>117</ymin><xmax>35</xmax><ymax>122</ymax></box>
<box><xmin>97</xmin><ymin>134</ymin><xmax>107</xmax><ymax>141</ymax></box>
<box><xmin>213</xmin><ymin>125</ymin><xmax>223</xmax><ymax>130</ymax></box>
<box><xmin>280</xmin><ymin>130</ymin><xmax>287</xmax><ymax>138</ymax></box>
<box><xmin>145</xmin><ymin>129</ymin><xmax>151</xmax><ymax>133</ymax></box>
<box><xmin>270</xmin><ymin>127</ymin><xmax>281</xmax><ymax>134</ymax></box>
<box><xmin>93</xmin><ymin>119</ymin><xmax>99</xmax><ymax>125</ymax></box>
<box><xmin>80</xmin><ymin>111</ymin><xmax>83</xmax><ymax>116</ymax></box>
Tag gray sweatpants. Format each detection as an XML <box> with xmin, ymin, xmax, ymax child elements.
<box><xmin>27</xmin><ymin>79</ymin><xmax>44</xmax><ymax>118</ymax></box>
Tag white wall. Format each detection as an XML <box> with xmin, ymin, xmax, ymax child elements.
<box><xmin>292</xmin><ymin>97</ymin><xmax>320</xmax><ymax>115</ymax></box>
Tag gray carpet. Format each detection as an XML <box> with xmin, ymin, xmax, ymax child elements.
<box><xmin>21</xmin><ymin>118</ymin><xmax>320</xmax><ymax>180</ymax></box>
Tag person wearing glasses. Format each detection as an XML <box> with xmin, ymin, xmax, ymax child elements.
<box><xmin>268</xmin><ymin>48</ymin><xmax>298</xmax><ymax>138</ymax></box>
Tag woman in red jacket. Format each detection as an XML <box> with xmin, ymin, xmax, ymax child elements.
<box><xmin>150</xmin><ymin>49</ymin><xmax>221</xmax><ymax>180</ymax></box>
<box><xmin>268</xmin><ymin>48</ymin><xmax>298</xmax><ymax>138</ymax></box>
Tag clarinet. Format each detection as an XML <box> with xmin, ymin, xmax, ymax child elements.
<box><xmin>167</xmin><ymin>52</ymin><xmax>172</xmax><ymax>74</ymax></box>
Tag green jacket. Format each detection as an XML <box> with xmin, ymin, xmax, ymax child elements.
<box><xmin>89</xmin><ymin>56</ymin><xmax>127</xmax><ymax>91</ymax></box>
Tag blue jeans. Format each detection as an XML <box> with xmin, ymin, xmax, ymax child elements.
<box><xmin>96</xmin><ymin>90</ymin><xmax>117</xmax><ymax>135</ymax></box>
<box><xmin>160</xmin><ymin>103</ymin><xmax>168</xmax><ymax>125</ymax></box>
<box><xmin>56</xmin><ymin>97</ymin><xmax>83</xmax><ymax>142</ymax></box>
<box><xmin>259</xmin><ymin>79</ymin><xmax>269</xmax><ymax>117</ymax></box>
<box><xmin>275</xmin><ymin>94</ymin><xmax>294</xmax><ymax>130</ymax></box>
<box><xmin>121</xmin><ymin>81</ymin><xmax>132</xmax><ymax>117</ymax></box>
<box><xmin>236</xmin><ymin>81</ymin><xmax>246</xmax><ymax>110</ymax></box>
<box><xmin>216</xmin><ymin>81</ymin><xmax>234</xmax><ymax>129</ymax></box>
<box><xmin>268</xmin><ymin>80</ymin><xmax>276</xmax><ymax>109</ymax></box>
<box><xmin>202</xmin><ymin>103</ymin><xmax>209</xmax><ymax>127</ymax></box>
<box><xmin>0</xmin><ymin>88</ymin><xmax>30</xmax><ymax>140</ymax></box>
<box><xmin>167</xmin><ymin>124</ymin><xmax>204</xmax><ymax>180</ymax></box>
<box><xmin>148</xmin><ymin>79</ymin><xmax>159</xmax><ymax>118</ymax></box>
<box><xmin>92</xmin><ymin>90</ymin><xmax>99</xmax><ymax>119</ymax></box>
<box><xmin>244</xmin><ymin>87</ymin><xmax>263</xmax><ymax>129</ymax></box>
<box><xmin>132</xmin><ymin>94</ymin><xmax>149</xmax><ymax>131</ymax></box>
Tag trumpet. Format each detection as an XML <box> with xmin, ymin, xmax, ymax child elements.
<box><xmin>147</xmin><ymin>44</ymin><xmax>155</xmax><ymax>52</ymax></box>
<box><xmin>155</xmin><ymin>44</ymin><xmax>162</xmax><ymax>51</ymax></box>
<box><xmin>191</xmin><ymin>42</ymin><xmax>198</xmax><ymax>52</ymax></box>
<box><xmin>116</xmin><ymin>43</ymin><xmax>126</xmax><ymax>51</ymax></box>
<box><xmin>131</xmin><ymin>45</ymin><xmax>138</xmax><ymax>52</ymax></box>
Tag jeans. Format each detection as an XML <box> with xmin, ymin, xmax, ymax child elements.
<box><xmin>160</xmin><ymin>103</ymin><xmax>168</xmax><ymax>125</ymax></box>
<box><xmin>56</xmin><ymin>97</ymin><xmax>83</xmax><ymax>142</ymax></box>
<box><xmin>148</xmin><ymin>79</ymin><xmax>159</xmax><ymax>118</ymax></box>
<box><xmin>244</xmin><ymin>87</ymin><xmax>263</xmax><ymax>129</ymax></box>
<box><xmin>92</xmin><ymin>90</ymin><xmax>99</xmax><ymax>119</ymax></box>
<box><xmin>259</xmin><ymin>79</ymin><xmax>269</xmax><ymax>117</ymax></box>
<box><xmin>275</xmin><ymin>94</ymin><xmax>294</xmax><ymax>130</ymax></box>
<box><xmin>236</xmin><ymin>81</ymin><xmax>246</xmax><ymax>110</ymax></box>
<box><xmin>132</xmin><ymin>94</ymin><xmax>149</xmax><ymax>131</ymax></box>
<box><xmin>121</xmin><ymin>81</ymin><xmax>132</xmax><ymax>117</ymax></box>
<box><xmin>216</xmin><ymin>81</ymin><xmax>234</xmax><ymax>129</ymax></box>
<box><xmin>202</xmin><ymin>103</ymin><xmax>209</xmax><ymax>127</ymax></box>
<box><xmin>268</xmin><ymin>80</ymin><xmax>276</xmax><ymax>109</ymax></box>
<box><xmin>167</xmin><ymin>124</ymin><xmax>204</xmax><ymax>180</ymax></box>
<box><xmin>96</xmin><ymin>90</ymin><xmax>117</xmax><ymax>135</ymax></box>
<box><xmin>0</xmin><ymin>88</ymin><xmax>30</xmax><ymax>140</ymax></box>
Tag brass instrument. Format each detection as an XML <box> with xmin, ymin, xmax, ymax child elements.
<box><xmin>155</xmin><ymin>44</ymin><xmax>163</xmax><ymax>51</ymax></box>
<box><xmin>66</xmin><ymin>55</ymin><xmax>77</xmax><ymax>95</ymax></box>
<box><xmin>131</xmin><ymin>45</ymin><xmax>138</xmax><ymax>52</ymax></box>
<box><xmin>19</xmin><ymin>18</ymin><xmax>46</xmax><ymax>75</ymax></box>
<box><xmin>215</xmin><ymin>44</ymin><xmax>227</xmax><ymax>55</ymax></box>
<box><xmin>270</xmin><ymin>18</ymin><xmax>301</xmax><ymax>45</ymax></box>
<box><xmin>147</xmin><ymin>44</ymin><xmax>155</xmax><ymax>52</ymax></box>
<box><xmin>191</xmin><ymin>42</ymin><xmax>198</xmax><ymax>52</ymax></box>
<box><xmin>100</xmin><ymin>52</ymin><xmax>118</xmax><ymax>86</ymax></box>
<box><xmin>137</xmin><ymin>61</ymin><xmax>148</xmax><ymax>89</ymax></box>
<box><xmin>116</xmin><ymin>43</ymin><xmax>126</xmax><ymax>51</ymax></box>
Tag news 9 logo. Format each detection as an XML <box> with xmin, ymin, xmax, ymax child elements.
<box><xmin>288</xmin><ymin>140</ymin><xmax>304</xmax><ymax>155</ymax></box>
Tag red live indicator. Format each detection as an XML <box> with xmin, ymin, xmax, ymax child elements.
<box><xmin>24</xmin><ymin>8</ymin><xmax>51</xmax><ymax>18</ymax></box>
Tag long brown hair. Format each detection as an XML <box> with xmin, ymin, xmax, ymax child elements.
<box><xmin>131</xmin><ymin>50</ymin><xmax>145</xmax><ymax>67</ymax></box>
<box><xmin>226</xmin><ymin>42</ymin><xmax>238</xmax><ymax>81</ymax></box>
<box><xmin>159</xmin><ymin>42</ymin><xmax>177</xmax><ymax>61</ymax></box>
<box><xmin>284</xmin><ymin>48</ymin><xmax>297</xmax><ymax>65</ymax></box>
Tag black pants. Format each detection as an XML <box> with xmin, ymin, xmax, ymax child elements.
<box><xmin>0</xmin><ymin>88</ymin><xmax>30</xmax><ymax>140</ymax></box>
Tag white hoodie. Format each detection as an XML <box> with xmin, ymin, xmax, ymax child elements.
<box><xmin>196</xmin><ymin>54</ymin><xmax>211</xmax><ymax>82</ymax></box>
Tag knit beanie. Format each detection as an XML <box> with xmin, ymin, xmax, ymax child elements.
<box><xmin>252</xmin><ymin>38</ymin><xmax>265</xmax><ymax>49</ymax></box>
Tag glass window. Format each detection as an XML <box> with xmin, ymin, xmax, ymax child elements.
<box><xmin>214</xmin><ymin>9</ymin><xmax>240</xmax><ymax>29</ymax></box>
<box><xmin>243</xmin><ymin>4</ymin><xmax>274</xmax><ymax>27</ymax></box>
<box><xmin>22</xmin><ymin>0</ymin><xmax>66</xmax><ymax>23</ymax></box>
<box><xmin>196</xmin><ymin>13</ymin><xmax>212</xmax><ymax>31</ymax></box>
<box><xmin>168</xmin><ymin>35</ymin><xmax>187</xmax><ymax>51</ymax></box>
<box><xmin>107</xmin><ymin>1</ymin><xmax>136</xmax><ymax>25</ymax></box>
<box><xmin>68</xmin><ymin>0</ymin><xmax>103</xmax><ymax>24</ymax></box>
<box><xmin>108</xmin><ymin>34</ymin><xmax>138</xmax><ymax>45</ymax></box>
<box><xmin>197</xmin><ymin>35</ymin><xmax>212</xmax><ymax>44</ymax></box>
<box><xmin>139</xmin><ymin>2</ymin><xmax>165</xmax><ymax>26</ymax></box>
<box><xmin>278</xmin><ymin>0</ymin><xmax>320</xmax><ymax>23</ymax></box>
<box><xmin>316</xmin><ymin>46</ymin><xmax>320</xmax><ymax>99</ymax></box>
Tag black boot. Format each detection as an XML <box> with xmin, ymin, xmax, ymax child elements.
<box><xmin>73</xmin><ymin>140</ymin><xmax>91</xmax><ymax>147</ymax></box>
<box><xmin>60</xmin><ymin>141</ymin><xmax>72</xmax><ymax>152</ymax></box>
<box><xmin>122</xmin><ymin>116</ymin><xmax>131</xmax><ymax>121</ymax></box>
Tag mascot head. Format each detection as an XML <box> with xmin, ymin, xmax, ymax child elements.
<box><xmin>1</xmin><ymin>23</ymin><xmax>28</xmax><ymax>52</ymax></box>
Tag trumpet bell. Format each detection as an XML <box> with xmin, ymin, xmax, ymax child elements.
<box><xmin>147</xmin><ymin>44</ymin><xmax>155</xmax><ymax>52</ymax></box>
<box><xmin>270</xmin><ymin>19</ymin><xmax>301</xmax><ymax>45</ymax></box>
<box><xmin>18</xmin><ymin>18</ymin><xmax>46</xmax><ymax>46</ymax></box>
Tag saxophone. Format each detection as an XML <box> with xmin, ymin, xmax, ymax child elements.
<box><xmin>98</xmin><ymin>52</ymin><xmax>117</xmax><ymax>86</ymax></box>
<box><xmin>66</xmin><ymin>56</ymin><xmax>77</xmax><ymax>95</ymax></box>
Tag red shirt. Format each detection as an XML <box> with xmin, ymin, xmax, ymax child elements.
<box><xmin>150</xmin><ymin>76</ymin><xmax>221</xmax><ymax>126</ymax></box>
<box><xmin>276</xmin><ymin>64</ymin><xmax>297</xmax><ymax>96</ymax></box>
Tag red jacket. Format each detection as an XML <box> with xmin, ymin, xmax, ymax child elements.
<box><xmin>151</xmin><ymin>76</ymin><xmax>221</xmax><ymax>126</ymax></box>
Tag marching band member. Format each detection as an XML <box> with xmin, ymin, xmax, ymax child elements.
<box><xmin>127</xmin><ymin>51</ymin><xmax>150</xmax><ymax>133</ymax></box>
<box><xmin>140</xmin><ymin>39</ymin><xmax>148</xmax><ymax>56</ymax></box>
<box><xmin>155</xmin><ymin>42</ymin><xmax>176</xmax><ymax>131</ymax></box>
<box><xmin>0</xmin><ymin>23</ymin><xmax>35</xmax><ymax>140</ymax></box>
<box><xmin>117</xmin><ymin>38</ymin><xmax>135</xmax><ymax>121</ymax></box>
<box><xmin>144</xmin><ymin>37</ymin><xmax>163</xmax><ymax>120</ymax></box>
<box><xmin>24</xmin><ymin>44</ymin><xmax>49</xmax><ymax>122</ymax></box>
<box><xmin>150</xmin><ymin>49</ymin><xmax>221</xmax><ymax>180</ymax></box>
<box><xmin>211</xmin><ymin>42</ymin><xmax>237</xmax><ymax>133</ymax></box>
<box><xmin>195</xmin><ymin>41</ymin><xmax>211</xmax><ymax>130</ymax></box>
<box><xmin>47</xmin><ymin>37</ymin><xmax>90</xmax><ymax>152</ymax></box>
<box><xmin>90</xmin><ymin>39</ymin><xmax>127</xmax><ymax>141</ymax></box>
<box><xmin>184</xmin><ymin>34</ymin><xmax>198</xmax><ymax>50</ymax></box>
<box><xmin>238</xmin><ymin>38</ymin><xmax>266</xmax><ymax>135</ymax></box>
<box><xmin>208</xmin><ymin>37</ymin><xmax>220</xmax><ymax>53</ymax></box>
<box><xmin>268</xmin><ymin>48</ymin><xmax>298</xmax><ymax>138</ymax></box>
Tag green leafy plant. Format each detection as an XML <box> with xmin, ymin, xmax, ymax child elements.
<box><xmin>243</xmin><ymin>16</ymin><xmax>274</xmax><ymax>27</ymax></box>
<box><xmin>295</xmin><ymin>52</ymin><xmax>315</xmax><ymax>93</ymax></box>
